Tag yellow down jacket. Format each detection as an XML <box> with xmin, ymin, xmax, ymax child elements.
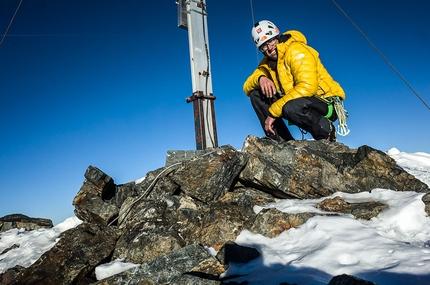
<box><xmin>243</xmin><ymin>30</ymin><xmax>345</xmax><ymax>118</ymax></box>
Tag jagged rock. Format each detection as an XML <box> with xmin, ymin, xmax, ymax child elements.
<box><xmin>221</xmin><ymin>186</ymin><xmax>276</xmax><ymax>207</ymax></box>
<box><xmin>0</xmin><ymin>214</ymin><xmax>53</xmax><ymax>232</ymax></box>
<box><xmin>166</xmin><ymin>149</ymin><xmax>212</xmax><ymax>167</ymax></box>
<box><xmin>170</xmin><ymin>145</ymin><xmax>248</xmax><ymax>203</ymax></box>
<box><xmin>0</xmin><ymin>265</ymin><xmax>25</xmax><ymax>285</ymax></box>
<box><xmin>328</xmin><ymin>273</ymin><xmax>378</xmax><ymax>285</ymax></box>
<box><xmin>133</xmin><ymin>166</ymin><xmax>180</xmax><ymax>202</ymax></box>
<box><xmin>188</xmin><ymin>256</ymin><xmax>226</xmax><ymax>277</ymax></box>
<box><xmin>113</xmin><ymin>194</ymin><xmax>202</xmax><ymax>263</ymax></box>
<box><xmin>197</xmin><ymin>199</ymin><xmax>256</xmax><ymax>251</ymax></box>
<box><xmin>317</xmin><ymin>196</ymin><xmax>388</xmax><ymax>220</ymax></box>
<box><xmin>93</xmin><ymin>243</ymin><xmax>222</xmax><ymax>284</ymax></box>
<box><xmin>216</xmin><ymin>241</ymin><xmax>260</xmax><ymax>266</ymax></box>
<box><xmin>112</xmin><ymin>182</ymin><xmax>139</xmax><ymax>210</ymax></box>
<box><xmin>239</xmin><ymin>136</ymin><xmax>429</xmax><ymax>199</ymax></box>
<box><xmin>8</xmin><ymin>223</ymin><xmax>120</xmax><ymax>285</ymax></box>
<box><xmin>113</xmin><ymin>219</ymin><xmax>185</xmax><ymax>264</ymax></box>
<box><xmin>422</xmin><ymin>193</ymin><xmax>430</xmax><ymax>216</ymax></box>
<box><xmin>250</xmin><ymin>208</ymin><xmax>319</xmax><ymax>238</ymax></box>
<box><xmin>0</xmin><ymin>244</ymin><xmax>19</xmax><ymax>255</ymax></box>
<box><xmin>73</xmin><ymin>166</ymin><xmax>119</xmax><ymax>227</ymax></box>
<box><xmin>170</xmin><ymin>274</ymin><xmax>222</xmax><ymax>284</ymax></box>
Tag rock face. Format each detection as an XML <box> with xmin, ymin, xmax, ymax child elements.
<box><xmin>2</xmin><ymin>135</ymin><xmax>429</xmax><ymax>285</ymax></box>
<box><xmin>239</xmin><ymin>136</ymin><xmax>428</xmax><ymax>198</ymax></box>
<box><xmin>0</xmin><ymin>214</ymin><xmax>53</xmax><ymax>233</ymax></box>
<box><xmin>6</xmin><ymin>223</ymin><xmax>119</xmax><ymax>285</ymax></box>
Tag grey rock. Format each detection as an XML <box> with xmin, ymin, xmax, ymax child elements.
<box><xmin>93</xmin><ymin>243</ymin><xmax>217</xmax><ymax>285</ymax></box>
<box><xmin>0</xmin><ymin>265</ymin><xmax>25</xmax><ymax>285</ymax></box>
<box><xmin>197</xmin><ymin>197</ymin><xmax>256</xmax><ymax>251</ymax></box>
<box><xmin>170</xmin><ymin>145</ymin><xmax>248</xmax><ymax>203</ymax></box>
<box><xmin>422</xmin><ymin>193</ymin><xmax>430</xmax><ymax>216</ymax></box>
<box><xmin>328</xmin><ymin>273</ymin><xmax>378</xmax><ymax>285</ymax></box>
<box><xmin>216</xmin><ymin>241</ymin><xmax>260</xmax><ymax>266</ymax></box>
<box><xmin>73</xmin><ymin>166</ymin><xmax>119</xmax><ymax>227</ymax></box>
<box><xmin>0</xmin><ymin>214</ymin><xmax>53</xmax><ymax>232</ymax></box>
<box><xmin>8</xmin><ymin>223</ymin><xmax>120</xmax><ymax>285</ymax></box>
<box><xmin>250</xmin><ymin>208</ymin><xmax>319</xmax><ymax>238</ymax></box>
<box><xmin>317</xmin><ymin>196</ymin><xmax>388</xmax><ymax>220</ymax></box>
<box><xmin>166</xmin><ymin>149</ymin><xmax>213</xmax><ymax>167</ymax></box>
<box><xmin>170</xmin><ymin>274</ymin><xmax>222</xmax><ymax>284</ymax></box>
<box><xmin>239</xmin><ymin>136</ymin><xmax>429</xmax><ymax>199</ymax></box>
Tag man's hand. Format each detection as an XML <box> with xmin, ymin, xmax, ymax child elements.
<box><xmin>264</xmin><ymin>116</ymin><xmax>276</xmax><ymax>136</ymax></box>
<box><xmin>259</xmin><ymin>76</ymin><xmax>276</xmax><ymax>98</ymax></box>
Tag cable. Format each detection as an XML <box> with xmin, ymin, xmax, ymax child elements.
<box><xmin>200</xmin><ymin>0</ymin><xmax>217</xmax><ymax>148</ymax></box>
<box><xmin>107</xmin><ymin>162</ymin><xmax>182</xmax><ymax>227</ymax></box>
<box><xmin>249</xmin><ymin>0</ymin><xmax>260</xmax><ymax>64</ymax></box>
<box><xmin>201</xmin><ymin>1</ymin><xmax>217</xmax><ymax>147</ymax></box>
<box><xmin>331</xmin><ymin>0</ymin><xmax>430</xmax><ymax>111</ymax></box>
<box><xmin>107</xmin><ymin>149</ymin><xmax>218</xmax><ymax>227</ymax></box>
<box><xmin>0</xmin><ymin>0</ymin><xmax>23</xmax><ymax>46</ymax></box>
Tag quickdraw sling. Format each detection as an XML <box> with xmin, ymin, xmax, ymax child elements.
<box><xmin>317</xmin><ymin>96</ymin><xmax>350</xmax><ymax>137</ymax></box>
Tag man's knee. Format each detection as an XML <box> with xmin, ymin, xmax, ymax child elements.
<box><xmin>282</xmin><ymin>98</ymin><xmax>310</xmax><ymax>118</ymax></box>
<box><xmin>249</xmin><ymin>89</ymin><xmax>262</xmax><ymax>99</ymax></box>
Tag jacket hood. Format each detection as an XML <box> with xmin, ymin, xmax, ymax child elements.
<box><xmin>282</xmin><ymin>30</ymin><xmax>307</xmax><ymax>45</ymax></box>
<box><xmin>258</xmin><ymin>30</ymin><xmax>307</xmax><ymax>66</ymax></box>
<box><xmin>274</xmin><ymin>30</ymin><xmax>310</xmax><ymax>63</ymax></box>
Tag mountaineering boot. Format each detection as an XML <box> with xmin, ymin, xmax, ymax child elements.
<box><xmin>328</xmin><ymin>123</ymin><xmax>337</xmax><ymax>142</ymax></box>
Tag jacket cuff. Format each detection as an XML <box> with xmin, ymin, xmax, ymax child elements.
<box><xmin>268</xmin><ymin>109</ymin><xmax>278</xmax><ymax>118</ymax></box>
<box><xmin>257</xmin><ymin>75</ymin><xmax>265</xmax><ymax>84</ymax></box>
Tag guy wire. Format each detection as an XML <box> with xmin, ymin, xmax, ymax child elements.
<box><xmin>250</xmin><ymin>0</ymin><xmax>260</xmax><ymax>64</ymax></box>
<box><xmin>0</xmin><ymin>0</ymin><xmax>24</xmax><ymax>46</ymax></box>
<box><xmin>332</xmin><ymin>0</ymin><xmax>430</xmax><ymax>111</ymax></box>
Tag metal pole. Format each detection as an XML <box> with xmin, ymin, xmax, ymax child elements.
<box><xmin>179</xmin><ymin>0</ymin><xmax>218</xmax><ymax>150</ymax></box>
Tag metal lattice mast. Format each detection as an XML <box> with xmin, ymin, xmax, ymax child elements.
<box><xmin>177</xmin><ymin>0</ymin><xmax>218</xmax><ymax>150</ymax></box>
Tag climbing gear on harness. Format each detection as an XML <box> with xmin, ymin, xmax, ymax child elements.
<box><xmin>332</xmin><ymin>97</ymin><xmax>350</xmax><ymax>136</ymax></box>
<box><xmin>314</xmin><ymin>95</ymin><xmax>350</xmax><ymax>137</ymax></box>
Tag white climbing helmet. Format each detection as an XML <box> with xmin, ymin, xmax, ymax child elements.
<box><xmin>251</xmin><ymin>20</ymin><xmax>280</xmax><ymax>48</ymax></box>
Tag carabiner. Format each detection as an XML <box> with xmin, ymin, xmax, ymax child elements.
<box><xmin>337</xmin><ymin>124</ymin><xmax>350</xmax><ymax>136</ymax></box>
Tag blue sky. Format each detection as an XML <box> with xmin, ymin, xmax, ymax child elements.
<box><xmin>1</xmin><ymin>0</ymin><xmax>429</xmax><ymax>225</ymax></box>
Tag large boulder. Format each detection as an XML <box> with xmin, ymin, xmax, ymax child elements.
<box><xmin>93</xmin><ymin>243</ymin><xmax>223</xmax><ymax>285</ymax></box>
<box><xmin>239</xmin><ymin>136</ymin><xmax>428</xmax><ymax>199</ymax></box>
<box><xmin>72</xmin><ymin>166</ymin><xmax>119</xmax><ymax>227</ymax></box>
<box><xmin>7</xmin><ymin>223</ymin><xmax>120</xmax><ymax>285</ymax></box>
<box><xmin>0</xmin><ymin>214</ymin><xmax>53</xmax><ymax>233</ymax></box>
<box><xmin>170</xmin><ymin>145</ymin><xmax>248</xmax><ymax>203</ymax></box>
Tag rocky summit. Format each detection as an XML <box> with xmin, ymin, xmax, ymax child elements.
<box><xmin>1</xmin><ymin>135</ymin><xmax>429</xmax><ymax>285</ymax></box>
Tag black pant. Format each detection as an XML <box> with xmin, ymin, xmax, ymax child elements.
<box><xmin>249</xmin><ymin>89</ymin><xmax>294</xmax><ymax>141</ymax></box>
<box><xmin>282</xmin><ymin>96</ymin><xmax>337</xmax><ymax>140</ymax></box>
<box><xmin>249</xmin><ymin>90</ymin><xmax>336</xmax><ymax>141</ymax></box>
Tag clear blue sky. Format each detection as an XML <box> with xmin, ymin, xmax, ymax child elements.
<box><xmin>1</xmin><ymin>0</ymin><xmax>429</xmax><ymax>225</ymax></box>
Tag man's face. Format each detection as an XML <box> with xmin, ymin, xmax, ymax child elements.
<box><xmin>260</xmin><ymin>37</ymin><xmax>279</xmax><ymax>60</ymax></box>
